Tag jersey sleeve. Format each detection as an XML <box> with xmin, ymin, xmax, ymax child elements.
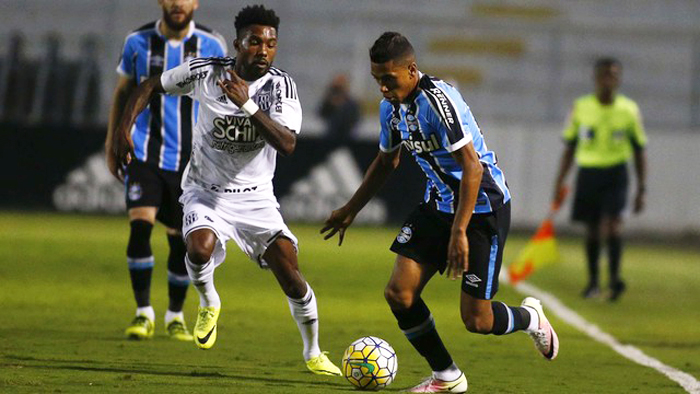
<box><xmin>160</xmin><ymin>59</ymin><xmax>206</xmax><ymax>98</ymax></box>
<box><xmin>424</xmin><ymin>86</ymin><xmax>473</xmax><ymax>152</ymax></box>
<box><xmin>270</xmin><ymin>76</ymin><xmax>302</xmax><ymax>134</ymax></box>
<box><xmin>629</xmin><ymin>103</ymin><xmax>647</xmax><ymax>149</ymax></box>
<box><xmin>379</xmin><ymin>101</ymin><xmax>401</xmax><ymax>152</ymax></box>
<box><xmin>116</xmin><ymin>36</ymin><xmax>137</xmax><ymax>78</ymax></box>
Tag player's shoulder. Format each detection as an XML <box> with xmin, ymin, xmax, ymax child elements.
<box><xmin>123</xmin><ymin>21</ymin><xmax>158</xmax><ymax>45</ymax></box>
<box><xmin>268</xmin><ymin>66</ymin><xmax>295</xmax><ymax>82</ymax></box>
<box><xmin>186</xmin><ymin>56</ymin><xmax>235</xmax><ymax>72</ymax></box>
<box><xmin>615</xmin><ymin>94</ymin><xmax>640</xmax><ymax>112</ymax></box>
<box><xmin>573</xmin><ymin>94</ymin><xmax>597</xmax><ymax>110</ymax></box>
<box><xmin>379</xmin><ymin>99</ymin><xmax>394</xmax><ymax>116</ymax></box>
<box><xmin>267</xmin><ymin>67</ymin><xmax>299</xmax><ymax>99</ymax></box>
<box><xmin>192</xmin><ymin>22</ymin><xmax>227</xmax><ymax>51</ymax></box>
<box><xmin>419</xmin><ymin>74</ymin><xmax>465</xmax><ymax>105</ymax></box>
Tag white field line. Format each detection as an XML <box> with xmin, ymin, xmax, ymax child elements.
<box><xmin>513</xmin><ymin>280</ymin><xmax>700</xmax><ymax>394</ymax></box>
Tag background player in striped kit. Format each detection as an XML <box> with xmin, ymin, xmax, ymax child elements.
<box><xmin>111</xmin><ymin>5</ymin><xmax>342</xmax><ymax>377</ymax></box>
<box><xmin>323</xmin><ymin>32</ymin><xmax>559</xmax><ymax>393</ymax></box>
<box><xmin>552</xmin><ymin>57</ymin><xmax>648</xmax><ymax>301</ymax></box>
<box><xmin>105</xmin><ymin>0</ymin><xmax>226</xmax><ymax>341</ymax></box>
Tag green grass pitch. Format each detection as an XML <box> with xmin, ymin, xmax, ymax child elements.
<box><xmin>1</xmin><ymin>212</ymin><xmax>698</xmax><ymax>393</ymax></box>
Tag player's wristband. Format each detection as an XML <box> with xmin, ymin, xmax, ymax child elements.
<box><xmin>240</xmin><ymin>99</ymin><xmax>259</xmax><ymax>117</ymax></box>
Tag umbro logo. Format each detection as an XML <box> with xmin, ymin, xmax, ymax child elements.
<box><xmin>216</xmin><ymin>95</ymin><xmax>228</xmax><ymax>104</ymax></box>
<box><xmin>463</xmin><ymin>274</ymin><xmax>481</xmax><ymax>288</ymax></box>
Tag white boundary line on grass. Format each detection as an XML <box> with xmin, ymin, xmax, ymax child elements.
<box><xmin>513</xmin><ymin>281</ymin><xmax>700</xmax><ymax>394</ymax></box>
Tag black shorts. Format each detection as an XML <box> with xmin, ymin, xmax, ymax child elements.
<box><xmin>124</xmin><ymin>160</ymin><xmax>184</xmax><ymax>228</ymax></box>
<box><xmin>572</xmin><ymin>164</ymin><xmax>628</xmax><ymax>223</ymax></box>
<box><xmin>390</xmin><ymin>202</ymin><xmax>511</xmax><ymax>300</ymax></box>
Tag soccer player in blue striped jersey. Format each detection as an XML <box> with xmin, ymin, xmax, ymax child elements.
<box><xmin>105</xmin><ymin>0</ymin><xmax>226</xmax><ymax>341</ymax></box>
<box><xmin>323</xmin><ymin>32</ymin><xmax>559</xmax><ymax>393</ymax></box>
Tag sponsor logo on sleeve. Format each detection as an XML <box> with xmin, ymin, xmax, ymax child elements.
<box><xmin>274</xmin><ymin>82</ymin><xmax>283</xmax><ymax>113</ymax></box>
<box><xmin>176</xmin><ymin>70</ymin><xmax>208</xmax><ymax>88</ymax></box>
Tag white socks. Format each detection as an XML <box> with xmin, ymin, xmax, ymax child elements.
<box><xmin>287</xmin><ymin>282</ymin><xmax>321</xmax><ymax>361</ymax></box>
<box><xmin>185</xmin><ymin>254</ymin><xmax>221</xmax><ymax>307</ymax></box>
<box><xmin>165</xmin><ymin>310</ymin><xmax>184</xmax><ymax>325</ymax></box>
<box><xmin>136</xmin><ymin>306</ymin><xmax>155</xmax><ymax>321</ymax></box>
<box><xmin>434</xmin><ymin>362</ymin><xmax>462</xmax><ymax>382</ymax></box>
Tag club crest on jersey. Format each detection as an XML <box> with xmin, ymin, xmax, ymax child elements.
<box><xmin>255</xmin><ymin>91</ymin><xmax>272</xmax><ymax>112</ymax></box>
<box><xmin>403</xmin><ymin>134</ymin><xmax>441</xmax><ymax>154</ymax></box>
<box><xmin>128</xmin><ymin>183</ymin><xmax>142</xmax><ymax>201</ymax></box>
<box><xmin>396</xmin><ymin>226</ymin><xmax>413</xmax><ymax>244</ymax></box>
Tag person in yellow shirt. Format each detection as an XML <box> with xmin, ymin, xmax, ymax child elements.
<box><xmin>553</xmin><ymin>57</ymin><xmax>647</xmax><ymax>301</ymax></box>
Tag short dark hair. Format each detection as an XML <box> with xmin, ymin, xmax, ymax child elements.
<box><xmin>369</xmin><ymin>32</ymin><xmax>415</xmax><ymax>64</ymax></box>
<box><xmin>595</xmin><ymin>57</ymin><xmax>621</xmax><ymax>71</ymax></box>
<box><xmin>234</xmin><ymin>5</ymin><xmax>280</xmax><ymax>37</ymax></box>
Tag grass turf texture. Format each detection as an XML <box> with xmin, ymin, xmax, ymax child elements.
<box><xmin>1</xmin><ymin>212</ymin><xmax>698</xmax><ymax>393</ymax></box>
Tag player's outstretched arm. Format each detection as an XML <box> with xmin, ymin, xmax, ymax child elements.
<box><xmin>105</xmin><ymin>76</ymin><xmax>136</xmax><ymax>181</ymax></box>
<box><xmin>218</xmin><ymin>69</ymin><xmax>296</xmax><ymax>156</ymax></box>
<box><xmin>111</xmin><ymin>75</ymin><xmax>165</xmax><ymax>179</ymax></box>
<box><xmin>446</xmin><ymin>143</ymin><xmax>483</xmax><ymax>280</ymax></box>
<box><xmin>321</xmin><ymin>149</ymin><xmax>401</xmax><ymax>245</ymax></box>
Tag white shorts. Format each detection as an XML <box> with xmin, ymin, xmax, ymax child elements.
<box><xmin>179</xmin><ymin>186</ymin><xmax>298</xmax><ymax>268</ymax></box>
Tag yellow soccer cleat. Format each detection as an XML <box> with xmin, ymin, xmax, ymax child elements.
<box><xmin>125</xmin><ymin>315</ymin><xmax>154</xmax><ymax>340</ymax></box>
<box><xmin>306</xmin><ymin>351</ymin><xmax>342</xmax><ymax>376</ymax></box>
<box><xmin>193</xmin><ymin>306</ymin><xmax>220</xmax><ymax>349</ymax></box>
<box><xmin>166</xmin><ymin>317</ymin><xmax>194</xmax><ymax>342</ymax></box>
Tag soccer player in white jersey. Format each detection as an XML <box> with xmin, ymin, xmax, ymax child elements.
<box><xmin>112</xmin><ymin>5</ymin><xmax>341</xmax><ymax>377</ymax></box>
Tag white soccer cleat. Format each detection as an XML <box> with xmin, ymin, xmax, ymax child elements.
<box><xmin>522</xmin><ymin>297</ymin><xmax>559</xmax><ymax>360</ymax></box>
<box><xmin>407</xmin><ymin>373</ymin><xmax>468</xmax><ymax>393</ymax></box>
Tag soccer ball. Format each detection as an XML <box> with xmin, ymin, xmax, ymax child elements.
<box><xmin>341</xmin><ymin>336</ymin><xmax>397</xmax><ymax>390</ymax></box>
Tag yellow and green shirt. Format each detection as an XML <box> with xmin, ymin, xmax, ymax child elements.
<box><xmin>563</xmin><ymin>94</ymin><xmax>647</xmax><ymax>168</ymax></box>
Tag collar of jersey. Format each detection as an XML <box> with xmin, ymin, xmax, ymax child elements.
<box><xmin>155</xmin><ymin>19</ymin><xmax>196</xmax><ymax>43</ymax></box>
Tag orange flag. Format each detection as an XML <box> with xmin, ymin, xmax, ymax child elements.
<box><xmin>508</xmin><ymin>187</ymin><xmax>568</xmax><ymax>284</ymax></box>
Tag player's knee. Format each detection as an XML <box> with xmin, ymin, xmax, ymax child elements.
<box><xmin>186</xmin><ymin>240</ymin><xmax>214</xmax><ymax>266</ymax></box>
<box><xmin>384</xmin><ymin>285</ymin><xmax>413</xmax><ymax>310</ymax></box>
<box><xmin>462</xmin><ymin>314</ymin><xmax>491</xmax><ymax>334</ymax></box>
<box><xmin>186</xmin><ymin>248</ymin><xmax>212</xmax><ymax>266</ymax></box>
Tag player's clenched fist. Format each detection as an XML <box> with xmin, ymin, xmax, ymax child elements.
<box><xmin>217</xmin><ymin>69</ymin><xmax>249</xmax><ymax>106</ymax></box>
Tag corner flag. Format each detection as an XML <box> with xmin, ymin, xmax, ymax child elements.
<box><xmin>508</xmin><ymin>187</ymin><xmax>568</xmax><ymax>284</ymax></box>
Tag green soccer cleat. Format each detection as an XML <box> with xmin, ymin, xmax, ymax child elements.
<box><xmin>306</xmin><ymin>351</ymin><xmax>342</xmax><ymax>376</ymax></box>
<box><xmin>166</xmin><ymin>317</ymin><xmax>194</xmax><ymax>342</ymax></box>
<box><xmin>125</xmin><ymin>315</ymin><xmax>154</xmax><ymax>340</ymax></box>
<box><xmin>193</xmin><ymin>306</ymin><xmax>220</xmax><ymax>349</ymax></box>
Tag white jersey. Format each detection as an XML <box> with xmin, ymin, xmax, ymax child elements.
<box><xmin>160</xmin><ymin>57</ymin><xmax>302</xmax><ymax>194</ymax></box>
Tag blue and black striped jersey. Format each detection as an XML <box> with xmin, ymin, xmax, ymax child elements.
<box><xmin>117</xmin><ymin>20</ymin><xmax>227</xmax><ymax>172</ymax></box>
<box><xmin>379</xmin><ymin>73</ymin><xmax>510</xmax><ymax>214</ymax></box>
